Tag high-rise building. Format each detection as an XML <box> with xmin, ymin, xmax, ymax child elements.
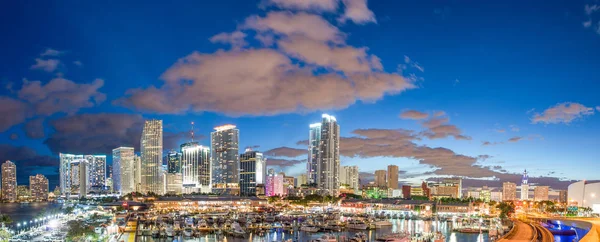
<box><xmin>402</xmin><ymin>185</ymin><xmax>411</xmax><ymax>199</ymax></box>
<box><xmin>60</xmin><ymin>153</ymin><xmax>79</xmax><ymax>196</ymax></box>
<box><xmin>307</xmin><ymin>114</ymin><xmax>340</xmax><ymax>196</ymax></box>
<box><xmin>265</xmin><ymin>169</ymin><xmax>286</xmax><ymax>197</ymax></box>
<box><xmin>181</xmin><ymin>142</ymin><xmax>211</xmax><ymax>193</ymax></box>
<box><xmin>502</xmin><ymin>182</ymin><xmax>517</xmax><ymax>201</ymax></box>
<box><xmin>141</xmin><ymin>119</ymin><xmax>163</xmax><ymax>195</ymax></box>
<box><xmin>86</xmin><ymin>155</ymin><xmax>106</xmax><ymax>190</ymax></box>
<box><xmin>340</xmin><ymin>166</ymin><xmax>359</xmax><ymax>193</ymax></box>
<box><xmin>1</xmin><ymin>161</ymin><xmax>17</xmax><ymax>202</ymax></box>
<box><xmin>134</xmin><ymin>155</ymin><xmax>142</xmax><ymax>192</ymax></box>
<box><xmin>17</xmin><ymin>185</ymin><xmax>30</xmax><ymax>201</ymax></box>
<box><xmin>72</xmin><ymin>159</ymin><xmax>89</xmax><ymax>198</ymax></box>
<box><xmin>520</xmin><ymin>170</ymin><xmax>529</xmax><ymax>200</ymax></box>
<box><xmin>534</xmin><ymin>186</ymin><xmax>549</xmax><ymax>201</ymax></box>
<box><xmin>387</xmin><ymin>165</ymin><xmax>399</xmax><ymax>189</ymax></box>
<box><xmin>239</xmin><ymin>149</ymin><xmax>265</xmax><ymax>196</ymax></box>
<box><xmin>167</xmin><ymin>150</ymin><xmax>182</xmax><ymax>174</ymax></box>
<box><xmin>211</xmin><ymin>124</ymin><xmax>240</xmax><ymax>195</ymax></box>
<box><xmin>307</xmin><ymin>123</ymin><xmax>321</xmax><ymax>185</ymax></box>
<box><xmin>296</xmin><ymin>174</ymin><xmax>308</xmax><ymax>187</ymax></box>
<box><xmin>166</xmin><ymin>173</ymin><xmax>183</xmax><ymax>194</ymax></box>
<box><xmin>30</xmin><ymin>174</ymin><xmax>49</xmax><ymax>201</ymax></box>
<box><xmin>113</xmin><ymin>147</ymin><xmax>135</xmax><ymax>195</ymax></box>
<box><xmin>558</xmin><ymin>190</ymin><xmax>568</xmax><ymax>203</ymax></box>
<box><xmin>491</xmin><ymin>191</ymin><xmax>503</xmax><ymax>202</ymax></box>
<box><xmin>374</xmin><ymin>170</ymin><xmax>387</xmax><ymax>187</ymax></box>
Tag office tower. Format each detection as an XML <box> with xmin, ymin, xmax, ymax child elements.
<box><xmin>141</xmin><ymin>119</ymin><xmax>163</xmax><ymax>195</ymax></box>
<box><xmin>503</xmin><ymin>182</ymin><xmax>517</xmax><ymax>201</ymax></box>
<box><xmin>239</xmin><ymin>148</ymin><xmax>265</xmax><ymax>196</ymax></box>
<box><xmin>429</xmin><ymin>178</ymin><xmax>462</xmax><ymax>198</ymax></box>
<box><xmin>166</xmin><ymin>173</ymin><xmax>183</xmax><ymax>194</ymax></box>
<box><xmin>387</xmin><ymin>165</ymin><xmax>399</xmax><ymax>189</ymax></box>
<box><xmin>340</xmin><ymin>166</ymin><xmax>359</xmax><ymax>193</ymax></box>
<box><xmin>402</xmin><ymin>185</ymin><xmax>411</xmax><ymax>199</ymax></box>
<box><xmin>134</xmin><ymin>155</ymin><xmax>142</xmax><ymax>192</ymax></box>
<box><xmin>307</xmin><ymin>114</ymin><xmax>340</xmax><ymax>196</ymax></box>
<box><xmin>1</xmin><ymin>161</ymin><xmax>17</xmax><ymax>202</ymax></box>
<box><xmin>70</xmin><ymin>159</ymin><xmax>89</xmax><ymax>198</ymax></box>
<box><xmin>520</xmin><ymin>169</ymin><xmax>529</xmax><ymax>200</ymax></box>
<box><xmin>113</xmin><ymin>147</ymin><xmax>134</xmax><ymax>195</ymax></box>
<box><xmin>296</xmin><ymin>174</ymin><xmax>308</xmax><ymax>187</ymax></box>
<box><xmin>86</xmin><ymin>155</ymin><xmax>106</xmax><ymax>190</ymax></box>
<box><xmin>106</xmin><ymin>177</ymin><xmax>113</xmax><ymax>193</ymax></box>
<box><xmin>167</xmin><ymin>150</ymin><xmax>182</xmax><ymax>174</ymax></box>
<box><xmin>211</xmin><ymin>124</ymin><xmax>239</xmax><ymax>195</ymax></box>
<box><xmin>558</xmin><ymin>190</ymin><xmax>568</xmax><ymax>203</ymax></box>
<box><xmin>534</xmin><ymin>186</ymin><xmax>549</xmax><ymax>201</ymax></box>
<box><xmin>181</xmin><ymin>142</ymin><xmax>211</xmax><ymax>193</ymax></box>
<box><xmin>265</xmin><ymin>169</ymin><xmax>286</xmax><ymax>197</ymax></box>
<box><xmin>374</xmin><ymin>170</ymin><xmax>387</xmax><ymax>187</ymax></box>
<box><xmin>30</xmin><ymin>174</ymin><xmax>49</xmax><ymax>201</ymax></box>
<box><xmin>60</xmin><ymin>153</ymin><xmax>78</xmax><ymax>196</ymax></box>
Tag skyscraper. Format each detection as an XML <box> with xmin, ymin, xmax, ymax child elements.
<box><xmin>72</xmin><ymin>159</ymin><xmax>89</xmax><ymax>198</ymax></box>
<box><xmin>558</xmin><ymin>190</ymin><xmax>568</xmax><ymax>203</ymax></box>
<box><xmin>296</xmin><ymin>174</ymin><xmax>308</xmax><ymax>187</ymax></box>
<box><xmin>239</xmin><ymin>148</ymin><xmax>265</xmax><ymax>196</ymax></box>
<box><xmin>520</xmin><ymin>169</ymin><xmax>529</xmax><ymax>200</ymax></box>
<box><xmin>30</xmin><ymin>174</ymin><xmax>48</xmax><ymax>201</ymax></box>
<box><xmin>141</xmin><ymin>119</ymin><xmax>163</xmax><ymax>195</ymax></box>
<box><xmin>211</xmin><ymin>124</ymin><xmax>239</xmax><ymax>195</ymax></box>
<box><xmin>307</xmin><ymin>114</ymin><xmax>340</xmax><ymax>196</ymax></box>
<box><xmin>86</xmin><ymin>155</ymin><xmax>106</xmax><ymax>190</ymax></box>
<box><xmin>340</xmin><ymin>165</ymin><xmax>359</xmax><ymax>193</ymax></box>
<box><xmin>534</xmin><ymin>186</ymin><xmax>549</xmax><ymax>201</ymax></box>
<box><xmin>167</xmin><ymin>150</ymin><xmax>182</xmax><ymax>174</ymax></box>
<box><xmin>113</xmin><ymin>147</ymin><xmax>134</xmax><ymax>195</ymax></box>
<box><xmin>134</xmin><ymin>155</ymin><xmax>142</xmax><ymax>192</ymax></box>
<box><xmin>502</xmin><ymin>182</ymin><xmax>517</xmax><ymax>201</ymax></box>
<box><xmin>374</xmin><ymin>170</ymin><xmax>387</xmax><ymax>187</ymax></box>
<box><xmin>265</xmin><ymin>169</ymin><xmax>286</xmax><ymax>197</ymax></box>
<box><xmin>1</xmin><ymin>161</ymin><xmax>17</xmax><ymax>202</ymax></box>
<box><xmin>60</xmin><ymin>153</ymin><xmax>79</xmax><ymax>196</ymax></box>
<box><xmin>387</xmin><ymin>165</ymin><xmax>399</xmax><ymax>189</ymax></box>
<box><xmin>181</xmin><ymin>142</ymin><xmax>211</xmax><ymax>193</ymax></box>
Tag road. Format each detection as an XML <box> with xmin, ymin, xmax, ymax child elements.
<box><xmin>498</xmin><ymin>221</ymin><xmax>535</xmax><ymax>242</ymax></box>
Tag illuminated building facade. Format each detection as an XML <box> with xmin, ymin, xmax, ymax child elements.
<box><xmin>520</xmin><ymin>169</ymin><xmax>529</xmax><ymax>200</ymax></box>
<box><xmin>141</xmin><ymin>119</ymin><xmax>163</xmax><ymax>195</ymax></box>
<box><xmin>166</xmin><ymin>173</ymin><xmax>183</xmax><ymax>194</ymax></box>
<box><xmin>307</xmin><ymin>114</ymin><xmax>340</xmax><ymax>196</ymax></box>
<box><xmin>502</xmin><ymin>182</ymin><xmax>517</xmax><ymax>201</ymax></box>
<box><xmin>211</xmin><ymin>124</ymin><xmax>239</xmax><ymax>195</ymax></box>
<box><xmin>239</xmin><ymin>149</ymin><xmax>265</xmax><ymax>196</ymax></box>
<box><xmin>429</xmin><ymin>178</ymin><xmax>462</xmax><ymax>198</ymax></box>
<box><xmin>167</xmin><ymin>150</ymin><xmax>182</xmax><ymax>174</ymax></box>
<box><xmin>534</xmin><ymin>186</ymin><xmax>549</xmax><ymax>201</ymax></box>
<box><xmin>181</xmin><ymin>142</ymin><xmax>211</xmax><ymax>193</ymax></box>
<box><xmin>339</xmin><ymin>165</ymin><xmax>359</xmax><ymax>194</ymax></box>
<box><xmin>86</xmin><ymin>155</ymin><xmax>106</xmax><ymax>189</ymax></box>
<box><xmin>387</xmin><ymin>165</ymin><xmax>399</xmax><ymax>189</ymax></box>
<box><xmin>265</xmin><ymin>169</ymin><xmax>286</xmax><ymax>196</ymax></box>
<box><xmin>30</xmin><ymin>174</ymin><xmax>48</xmax><ymax>201</ymax></box>
<box><xmin>113</xmin><ymin>147</ymin><xmax>134</xmax><ymax>195</ymax></box>
<box><xmin>1</xmin><ymin>160</ymin><xmax>17</xmax><ymax>202</ymax></box>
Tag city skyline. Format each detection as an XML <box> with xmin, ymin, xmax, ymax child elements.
<box><xmin>1</xmin><ymin>0</ymin><xmax>599</xmax><ymax>191</ymax></box>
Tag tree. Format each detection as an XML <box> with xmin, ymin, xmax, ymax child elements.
<box><xmin>0</xmin><ymin>215</ymin><xmax>12</xmax><ymax>225</ymax></box>
<box><xmin>496</xmin><ymin>202</ymin><xmax>515</xmax><ymax>219</ymax></box>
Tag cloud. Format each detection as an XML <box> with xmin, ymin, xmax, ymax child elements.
<box><xmin>243</xmin><ymin>11</ymin><xmax>345</xmax><ymax>43</ymax></box>
<box><xmin>23</xmin><ymin>118</ymin><xmax>45</xmax><ymax>139</ymax></box>
<box><xmin>264</xmin><ymin>0</ymin><xmax>339</xmax><ymax>12</ymax></box>
<box><xmin>583</xmin><ymin>4</ymin><xmax>600</xmax><ymax>35</ymax></box>
<box><xmin>264</xmin><ymin>147</ymin><xmax>306</xmax><ymax>157</ymax></box>
<box><xmin>420</xmin><ymin>115</ymin><xmax>471</xmax><ymax>140</ymax></box>
<box><xmin>0</xmin><ymin>144</ymin><xmax>61</xmax><ymax>189</ymax></box>
<box><xmin>267</xmin><ymin>158</ymin><xmax>306</xmax><ymax>168</ymax></box>
<box><xmin>209</xmin><ymin>31</ymin><xmax>248</xmax><ymax>49</ymax></box>
<box><xmin>44</xmin><ymin>113</ymin><xmax>190</xmax><ymax>154</ymax></box>
<box><xmin>482</xmin><ymin>141</ymin><xmax>502</xmax><ymax>146</ymax></box>
<box><xmin>40</xmin><ymin>48</ymin><xmax>63</xmax><ymax>57</ymax></box>
<box><xmin>0</xmin><ymin>97</ymin><xmax>28</xmax><ymax>132</ymax></box>
<box><xmin>399</xmin><ymin>110</ymin><xmax>429</xmax><ymax>120</ymax></box>
<box><xmin>508</xmin><ymin>136</ymin><xmax>522</xmax><ymax>143</ymax></box>
<box><xmin>531</xmin><ymin>102</ymin><xmax>595</xmax><ymax>124</ymax></box>
<box><xmin>30</xmin><ymin>58</ymin><xmax>60</xmax><ymax>72</ymax></box>
<box><xmin>495</xmin><ymin>129</ymin><xmax>505</xmax><ymax>133</ymax></box>
<box><xmin>73</xmin><ymin>60</ymin><xmax>83</xmax><ymax>67</ymax></box>
<box><xmin>338</xmin><ymin>0</ymin><xmax>376</xmax><ymax>24</ymax></box>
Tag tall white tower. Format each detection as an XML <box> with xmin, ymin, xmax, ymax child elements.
<box><xmin>141</xmin><ymin>119</ymin><xmax>163</xmax><ymax>195</ymax></box>
<box><xmin>520</xmin><ymin>169</ymin><xmax>529</xmax><ymax>200</ymax></box>
<box><xmin>308</xmin><ymin>114</ymin><xmax>340</xmax><ymax>196</ymax></box>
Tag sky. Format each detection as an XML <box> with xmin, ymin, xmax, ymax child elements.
<box><xmin>0</xmin><ymin>0</ymin><xmax>599</xmax><ymax>191</ymax></box>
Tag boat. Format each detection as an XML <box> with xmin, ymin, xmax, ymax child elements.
<box><xmin>455</xmin><ymin>227</ymin><xmax>480</xmax><ymax>233</ymax></box>
<box><xmin>350</xmin><ymin>232</ymin><xmax>368</xmax><ymax>242</ymax></box>
<box><xmin>230</xmin><ymin>222</ymin><xmax>246</xmax><ymax>237</ymax></box>
<box><xmin>311</xmin><ymin>233</ymin><xmax>337</xmax><ymax>242</ymax></box>
<box><xmin>197</xmin><ymin>219</ymin><xmax>210</xmax><ymax>231</ymax></box>
<box><xmin>324</xmin><ymin>221</ymin><xmax>342</xmax><ymax>231</ymax></box>
<box><xmin>347</xmin><ymin>220</ymin><xmax>368</xmax><ymax>230</ymax></box>
<box><xmin>377</xmin><ymin>232</ymin><xmax>410</xmax><ymax>242</ymax></box>
<box><xmin>183</xmin><ymin>227</ymin><xmax>194</xmax><ymax>237</ymax></box>
<box><xmin>373</xmin><ymin>219</ymin><xmax>392</xmax><ymax>228</ymax></box>
<box><xmin>300</xmin><ymin>224</ymin><xmax>320</xmax><ymax>232</ymax></box>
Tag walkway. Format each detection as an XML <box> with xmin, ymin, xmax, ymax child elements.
<box><xmin>498</xmin><ymin>221</ymin><xmax>535</xmax><ymax>242</ymax></box>
<box><xmin>576</xmin><ymin>218</ymin><xmax>600</xmax><ymax>242</ymax></box>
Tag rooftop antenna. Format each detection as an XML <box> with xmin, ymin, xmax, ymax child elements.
<box><xmin>190</xmin><ymin>121</ymin><xmax>195</xmax><ymax>142</ymax></box>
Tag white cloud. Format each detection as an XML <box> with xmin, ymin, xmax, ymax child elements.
<box><xmin>30</xmin><ymin>58</ymin><xmax>60</xmax><ymax>72</ymax></box>
<box><xmin>209</xmin><ymin>31</ymin><xmax>248</xmax><ymax>49</ymax></box>
<box><xmin>40</xmin><ymin>48</ymin><xmax>63</xmax><ymax>57</ymax></box>
<box><xmin>531</xmin><ymin>102</ymin><xmax>596</xmax><ymax>124</ymax></box>
<box><xmin>338</xmin><ymin>0</ymin><xmax>376</xmax><ymax>24</ymax></box>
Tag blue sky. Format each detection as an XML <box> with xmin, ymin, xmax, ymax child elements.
<box><xmin>1</xmin><ymin>0</ymin><xmax>599</xmax><ymax>190</ymax></box>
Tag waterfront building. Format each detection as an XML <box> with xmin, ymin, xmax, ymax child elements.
<box><xmin>211</xmin><ymin>124</ymin><xmax>240</xmax><ymax>195</ymax></box>
<box><xmin>141</xmin><ymin>119</ymin><xmax>163</xmax><ymax>195</ymax></box>
<box><xmin>307</xmin><ymin>114</ymin><xmax>340</xmax><ymax>196</ymax></box>
<box><xmin>410</xmin><ymin>187</ymin><xmax>424</xmax><ymax>197</ymax></box>
<box><xmin>502</xmin><ymin>182</ymin><xmax>517</xmax><ymax>201</ymax></box>
<box><xmin>558</xmin><ymin>190</ymin><xmax>568</xmax><ymax>203</ymax></box>
<box><xmin>534</xmin><ymin>186</ymin><xmax>549</xmax><ymax>201</ymax></box>
<box><xmin>374</xmin><ymin>170</ymin><xmax>386</xmax><ymax>188</ymax></box>
<box><xmin>17</xmin><ymin>185</ymin><xmax>30</xmax><ymax>201</ymax></box>
<box><xmin>239</xmin><ymin>149</ymin><xmax>265</xmax><ymax>196</ymax></box>
<box><xmin>296</xmin><ymin>174</ymin><xmax>308</xmax><ymax>187</ymax></box>
<box><xmin>106</xmin><ymin>177</ymin><xmax>113</xmax><ymax>193</ymax></box>
<box><xmin>568</xmin><ymin>181</ymin><xmax>600</xmax><ymax>213</ymax></box>
<box><xmin>429</xmin><ymin>178</ymin><xmax>462</xmax><ymax>198</ymax></box>
<box><xmin>340</xmin><ymin>165</ymin><xmax>360</xmax><ymax>194</ymax></box>
<box><xmin>265</xmin><ymin>169</ymin><xmax>286</xmax><ymax>196</ymax></box>
<box><xmin>387</xmin><ymin>165</ymin><xmax>399</xmax><ymax>189</ymax></box>
<box><xmin>181</xmin><ymin>142</ymin><xmax>211</xmax><ymax>194</ymax></box>
<box><xmin>167</xmin><ymin>150</ymin><xmax>182</xmax><ymax>174</ymax></box>
<box><xmin>86</xmin><ymin>155</ymin><xmax>106</xmax><ymax>190</ymax></box>
<box><xmin>30</xmin><ymin>174</ymin><xmax>49</xmax><ymax>201</ymax></box>
<box><xmin>166</xmin><ymin>173</ymin><xmax>183</xmax><ymax>194</ymax></box>
<box><xmin>1</xmin><ymin>160</ymin><xmax>17</xmax><ymax>202</ymax></box>
<box><xmin>112</xmin><ymin>147</ymin><xmax>135</xmax><ymax>195</ymax></box>
<box><xmin>520</xmin><ymin>169</ymin><xmax>529</xmax><ymax>200</ymax></box>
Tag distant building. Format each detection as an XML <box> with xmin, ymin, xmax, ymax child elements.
<box><xmin>308</xmin><ymin>114</ymin><xmax>340</xmax><ymax>196</ymax></box>
<box><xmin>167</xmin><ymin>150</ymin><xmax>182</xmax><ymax>174</ymax></box>
<box><xmin>402</xmin><ymin>185</ymin><xmax>411</xmax><ymax>199</ymax></box>
<box><xmin>166</xmin><ymin>172</ymin><xmax>183</xmax><ymax>195</ymax></box>
<box><xmin>520</xmin><ymin>170</ymin><xmax>529</xmax><ymax>200</ymax></box>
<box><xmin>534</xmin><ymin>186</ymin><xmax>549</xmax><ymax>201</ymax></box>
<box><xmin>239</xmin><ymin>149</ymin><xmax>265</xmax><ymax>196</ymax></box>
<box><xmin>265</xmin><ymin>169</ymin><xmax>286</xmax><ymax>197</ymax></box>
<box><xmin>141</xmin><ymin>119</ymin><xmax>163</xmax><ymax>195</ymax></box>
<box><xmin>86</xmin><ymin>155</ymin><xmax>107</xmax><ymax>190</ymax></box>
<box><xmin>502</xmin><ymin>182</ymin><xmax>517</xmax><ymax>201</ymax></box>
<box><xmin>181</xmin><ymin>142</ymin><xmax>211</xmax><ymax>194</ymax></box>
<box><xmin>211</xmin><ymin>124</ymin><xmax>240</xmax><ymax>195</ymax></box>
<box><xmin>387</xmin><ymin>165</ymin><xmax>399</xmax><ymax>189</ymax></box>
<box><xmin>296</xmin><ymin>174</ymin><xmax>308</xmax><ymax>187</ymax></box>
<box><xmin>410</xmin><ymin>187</ymin><xmax>424</xmax><ymax>197</ymax></box>
<box><xmin>480</xmin><ymin>186</ymin><xmax>491</xmax><ymax>202</ymax></box>
<box><xmin>429</xmin><ymin>178</ymin><xmax>462</xmax><ymax>198</ymax></box>
<box><xmin>374</xmin><ymin>170</ymin><xmax>387</xmax><ymax>188</ymax></box>
<box><xmin>112</xmin><ymin>147</ymin><xmax>135</xmax><ymax>195</ymax></box>
<box><xmin>134</xmin><ymin>155</ymin><xmax>142</xmax><ymax>192</ymax></box>
<box><xmin>491</xmin><ymin>191</ymin><xmax>503</xmax><ymax>202</ymax></box>
<box><xmin>339</xmin><ymin>166</ymin><xmax>359</xmax><ymax>194</ymax></box>
<box><xmin>283</xmin><ymin>175</ymin><xmax>295</xmax><ymax>189</ymax></box>
<box><xmin>558</xmin><ymin>190</ymin><xmax>568</xmax><ymax>203</ymax></box>
<box><xmin>422</xmin><ymin>182</ymin><xmax>431</xmax><ymax>199</ymax></box>
<box><xmin>1</xmin><ymin>160</ymin><xmax>17</xmax><ymax>202</ymax></box>
<box><xmin>568</xmin><ymin>181</ymin><xmax>600</xmax><ymax>213</ymax></box>
<box><xmin>30</xmin><ymin>174</ymin><xmax>49</xmax><ymax>201</ymax></box>
<box><xmin>17</xmin><ymin>185</ymin><xmax>30</xmax><ymax>201</ymax></box>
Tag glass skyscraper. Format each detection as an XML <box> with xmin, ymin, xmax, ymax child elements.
<box><xmin>112</xmin><ymin>147</ymin><xmax>134</xmax><ymax>195</ymax></box>
<box><xmin>141</xmin><ymin>119</ymin><xmax>163</xmax><ymax>195</ymax></box>
<box><xmin>181</xmin><ymin>142</ymin><xmax>211</xmax><ymax>193</ymax></box>
<box><xmin>1</xmin><ymin>161</ymin><xmax>17</xmax><ymax>202</ymax></box>
<box><xmin>239</xmin><ymin>149</ymin><xmax>265</xmax><ymax>196</ymax></box>
<box><xmin>86</xmin><ymin>155</ymin><xmax>107</xmax><ymax>189</ymax></box>
<box><xmin>211</xmin><ymin>124</ymin><xmax>239</xmax><ymax>195</ymax></box>
<box><xmin>307</xmin><ymin>114</ymin><xmax>340</xmax><ymax>196</ymax></box>
<box><xmin>167</xmin><ymin>150</ymin><xmax>182</xmax><ymax>174</ymax></box>
<box><xmin>307</xmin><ymin>123</ymin><xmax>321</xmax><ymax>185</ymax></box>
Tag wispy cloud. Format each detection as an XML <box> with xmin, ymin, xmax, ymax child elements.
<box><xmin>30</xmin><ymin>58</ymin><xmax>60</xmax><ymax>72</ymax></box>
<box><xmin>531</xmin><ymin>102</ymin><xmax>596</xmax><ymax>124</ymax></box>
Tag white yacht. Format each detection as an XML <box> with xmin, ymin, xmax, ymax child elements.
<box><xmin>300</xmin><ymin>224</ymin><xmax>320</xmax><ymax>232</ymax></box>
<box><xmin>346</xmin><ymin>220</ymin><xmax>368</xmax><ymax>230</ymax></box>
<box><xmin>231</xmin><ymin>222</ymin><xmax>246</xmax><ymax>237</ymax></box>
<box><xmin>183</xmin><ymin>227</ymin><xmax>194</xmax><ymax>237</ymax></box>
